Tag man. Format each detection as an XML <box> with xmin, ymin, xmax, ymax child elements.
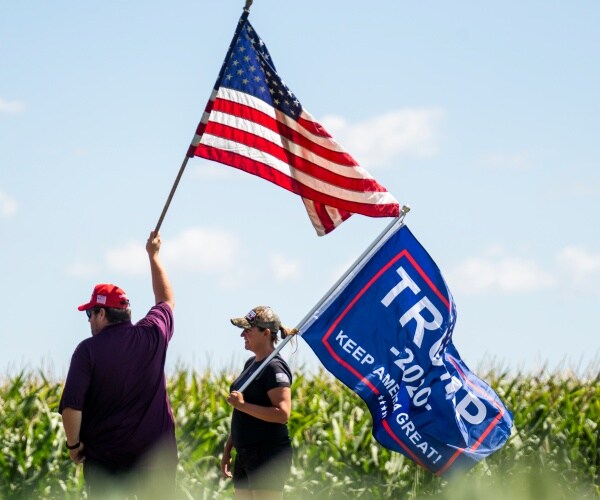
<box><xmin>59</xmin><ymin>231</ymin><xmax>177</xmax><ymax>497</ymax></box>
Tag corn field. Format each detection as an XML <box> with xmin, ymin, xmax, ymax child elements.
<box><xmin>1</xmin><ymin>366</ymin><xmax>598</xmax><ymax>499</ymax></box>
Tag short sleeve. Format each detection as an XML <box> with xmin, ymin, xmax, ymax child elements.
<box><xmin>135</xmin><ymin>302</ymin><xmax>174</xmax><ymax>342</ymax></box>
<box><xmin>58</xmin><ymin>342</ymin><xmax>92</xmax><ymax>413</ymax></box>
<box><xmin>263</xmin><ymin>358</ymin><xmax>292</xmax><ymax>391</ymax></box>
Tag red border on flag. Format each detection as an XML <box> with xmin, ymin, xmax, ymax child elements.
<box><xmin>319</xmin><ymin>249</ymin><xmax>505</xmax><ymax>475</ymax></box>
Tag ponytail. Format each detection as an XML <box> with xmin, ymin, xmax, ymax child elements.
<box><xmin>270</xmin><ymin>326</ymin><xmax>298</xmax><ymax>345</ymax></box>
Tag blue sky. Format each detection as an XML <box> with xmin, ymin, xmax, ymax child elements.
<box><xmin>1</xmin><ymin>1</ymin><xmax>598</xmax><ymax>378</ymax></box>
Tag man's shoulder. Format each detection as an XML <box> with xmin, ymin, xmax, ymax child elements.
<box><xmin>137</xmin><ymin>302</ymin><xmax>173</xmax><ymax>322</ymax></box>
<box><xmin>76</xmin><ymin>336</ymin><xmax>95</xmax><ymax>349</ymax></box>
<box><xmin>134</xmin><ymin>302</ymin><xmax>175</xmax><ymax>340</ymax></box>
<box><xmin>149</xmin><ymin>301</ymin><xmax>174</xmax><ymax>317</ymax></box>
<box><xmin>70</xmin><ymin>336</ymin><xmax>95</xmax><ymax>362</ymax></box>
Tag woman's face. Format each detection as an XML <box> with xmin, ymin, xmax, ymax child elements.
<box><xmin>241</xmin><ymin>325</ymin><xmax>268</xmax><ymax>352</ymax></box>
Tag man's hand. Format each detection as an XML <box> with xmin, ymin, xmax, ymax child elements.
<box><xmin>69</xmin><ymin>442</ymin><xmax>86</xmax><ymax>464</ymax></box>
<box><xmin>146</xmin><ymin>231</ymin><xmax>162</xmax><ymax>257</ymax></box>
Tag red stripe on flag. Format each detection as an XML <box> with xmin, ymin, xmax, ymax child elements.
<box><xmin>211</xmin><ymin>98</ymin><xmax>359</xmax><ymax>168</ymax></box>
<box><xmin>187</xmin><ymin>98</ymin><xmax>217</xmax><ymax>157</ymax></box>
<box><xmin>200</xmin><ymin>119</ymin><xmax>389</xmax><ymax>193</ymax></box>
<box><xmin>313</xmin><ymin>201</ymin><xmax>336</xmax><ymax>235</ymax></box>
<box><xmin>296</xmin><ymin>114</ymin><xmax>334</xmax><ymax>139</ymax></box>
<box><xmin>195</xmin><ymin>145</ymin><xmax>399</xmax><ymax>217</ymax></box>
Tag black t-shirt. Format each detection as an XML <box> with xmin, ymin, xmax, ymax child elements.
<box><xmin>230</xmin><ymin>355</ymin><xmax>292</xmax><ymax>449</ymax></box>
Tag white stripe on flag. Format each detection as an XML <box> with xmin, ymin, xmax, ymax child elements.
<box><xmin>199</xmin><ymin>133</ymin><xmax>398</xmax><ymax>206</ymax></box>
<box><xmin>204</xmin><ymin>109</ymin><xmax>371</xmax><ymax>180</ymax></box>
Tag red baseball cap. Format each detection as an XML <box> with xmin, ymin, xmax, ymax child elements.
<box><xmin>78</xmin><ymin>283</ymin><xmax>130</xmax><ymax>311</ymax></box>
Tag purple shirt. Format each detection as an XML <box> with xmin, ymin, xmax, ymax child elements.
<box><xmin>59</xmin><ymin>302</ymin><xmax>176</xmax><ymax>469</ymax></box>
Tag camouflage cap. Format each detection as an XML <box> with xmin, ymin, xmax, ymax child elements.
<box><xmin>231</xmin><ymin>306</ymin><xmax>281</xmax><ymax>332</ymax></box>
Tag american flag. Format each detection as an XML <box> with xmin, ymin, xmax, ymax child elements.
<box><xmin>188</xmin><ymin>12</ymin><xmax>400</xmax><ymax>235</ymax></box>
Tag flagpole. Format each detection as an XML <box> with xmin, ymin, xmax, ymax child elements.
<box><xmin>294</xmin><ymin>206</ymin><xmax>410</xmax><ymax>331</ymax></box>
<box><xmin>154</xmin><ymin>5</ymin><xmax>253</xmax><ymax>233</ymax></box>
<box><xmin>236</xmin><ymin>205</ymin><xmax>410</xmax><ymax>393</ymax></box>
<box><xmin>154</xmin><ymin>155</ymin><xmax>190</xmax><ymax>233</ymax></box>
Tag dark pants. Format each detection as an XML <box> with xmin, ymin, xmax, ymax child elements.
<box><xmin>84</xmin><ymin>458</ymin><xmax>176</xmax><ymax>499</ymax></box>
<box><xmin>233</xmin><ymin>443</ymin><xmax>293</xmax><ymax>491</ymax></box>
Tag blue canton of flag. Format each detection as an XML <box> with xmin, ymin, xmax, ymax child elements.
<box><xmin>300</xmin><ymin>224</ymin><xmax>513</xmax><ymax>475</ymax></box>
<box><xmin>218</xmin><ymin>17</ymin><xmax>300</xmax><ymax>118</ymax></box>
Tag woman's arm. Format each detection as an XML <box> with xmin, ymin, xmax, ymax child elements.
<box><xmin>227</xmin><ymin>387</ymin><xmax>291</xmax><ymax>424</ymax></box>
<box><xmin>221</xmin><ymin>434</ymin><xmax>234</xmax><ymax>478</ymax></box>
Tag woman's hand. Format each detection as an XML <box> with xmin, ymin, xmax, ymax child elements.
<box><xmin>227</xmin><ymin>390</ymin><xmax>245</xmax><ymax>409</ymax></box>
<box><xmin>221</xmin><ymin>448</ymin><xmax>233</xmax><ymax>478</ymax></box>
<box><xmin>221</xmin><ymin>435</ymin><xmax>234</xmax><ymax>478</ymax></box>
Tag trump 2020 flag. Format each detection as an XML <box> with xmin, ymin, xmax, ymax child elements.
<box><xmin>300</xmin><ymin>223</ymin><xmax>513</xmax><ymax>475</ymax></box>
<box><xmin>187</xmin><ymin>11</ymin><xmax>399</xmax><ymax>235</ymax></box>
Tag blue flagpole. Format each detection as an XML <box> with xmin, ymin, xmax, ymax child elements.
<box><xmin>236</xmin><ymin>206</ymin><xmax>411</xmax><ymax>393</ymax></box>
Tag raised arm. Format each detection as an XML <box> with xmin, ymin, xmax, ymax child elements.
<box><xmin>146</xmin><ymin>231</ymin><xmax>174</xmax><ymax>310</ymax></box>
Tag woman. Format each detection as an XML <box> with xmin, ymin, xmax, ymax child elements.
<box><xmin>221</xmin><ymin>305</ymin><xmax>293</xmax><ymax>500</ymax></box>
